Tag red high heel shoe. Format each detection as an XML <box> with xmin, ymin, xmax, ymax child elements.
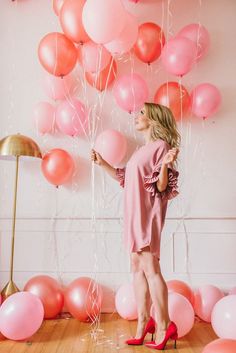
<box><xmin>145</xmin><ymin>321</ymin><xmax>178</xmax><ymax>350</ymax></box>
<box><xmin>125</xmin><ymin>316</ymin><xmax>156</xmax><ymax>345</ymax></box>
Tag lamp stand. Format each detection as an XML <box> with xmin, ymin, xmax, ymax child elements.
<box><xmin>1</xmin><ymin>156</ymin><xmax>20</xmax><ymax>300</ymax></box>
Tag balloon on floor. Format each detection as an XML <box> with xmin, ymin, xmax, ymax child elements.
<box><xmin>115</xmin><ymin>282</ymin><xmax>138</xmax><ymax>320</ymax></box>
<box><xmin>211</xmin><ymin>295</ymin><xmax>236</xmax><ymax>339</ymax></box>
<box><xmin>24</xmin><ymin>275</ymin><xmax>64</xmax><ymax>319</ymax></box>
<box><xmin>0</xmin><ymin>292</ymin><xmax>44</xmax><ymax>341</ymax></box>
<box><xmin>65</xmin><ymin>277</ymin><xmax>103</xmax><ymax>322</ymax></box>
<box><xmin>194</xmin><ymin>285</ymin><xmax>224</xmax><ymax>322</ymax></box>
<box><xmin>202</xmin><ymin>338</ymin><xmax>236</xmax><ymax>353</ymax></box>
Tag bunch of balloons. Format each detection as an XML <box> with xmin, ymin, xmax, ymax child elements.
<box><xmin>154</xmin><ymin>23</ymin><xmax>221</xmax><ymax>120</ymax></box>
<box><xmin>0</xmin><ymin>275</ymin><xmax>103</xmax><ymax>341</ymax></box>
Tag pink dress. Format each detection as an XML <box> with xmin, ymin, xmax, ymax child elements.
<box><xmin>115</xmin><ymin>139</ymin><xmax>179</xmax><ymax>260</ymax></box>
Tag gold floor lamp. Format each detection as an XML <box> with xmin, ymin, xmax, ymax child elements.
<box><xmin>0</xmin><ymin>133</ymin><xmax>42</xmax><ymax>300</ymax></box>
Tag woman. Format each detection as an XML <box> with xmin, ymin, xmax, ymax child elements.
<box><xmin>91</xmin><ymin>103</ymin><xmax>180</xmax><ymax>350</ymax></box>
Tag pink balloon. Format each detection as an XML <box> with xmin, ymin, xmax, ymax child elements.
<box><xmin>104</xmin><ymin>12</ymin><xmax>138</xmax><ymax>54</ymax></box>
<box><xmin>161</xmin><ymin>37</ymin><xmax>197</xmax><ymax>76</ymax></box>
<box><xmin>41</xmin><ymin>148</ymin><xmax>75</xmax><ymax>186</ymax></box>
<box><xmin>95</xmin><ymin>129</ymin><xmax>127</xmax><ymax>166</ymax></box>
<box><xmin>0</xmin><ymin>292</ymin><xmax>44</xmax><ymax>341</ymax></box>
<box><xmin>177</xmin><ymin>23</ymin><xmax>210</xmax><ymax>61</ymax></box>
<box><xmin>202</xmin><ymin>339</ymin><xmax>236</xmax><ymax>353</ymax></box>
<box><xmin>56</xmin><ymin>98</ymin><xmax>88</xmax><ymax>136</ymax></box>
<box><xmin>24</xmin><ymin>275</ymin><xmax>64</xmax><ymax>319</ymax></box>
<box><xmin>115</xmin><ymin>283</ymin><xmax>138</xmax><ymax>320</ymax></box>
<box><xmin>42</xmin><ymin>73</ymin><xmax>77</xmax><ymax>101</ymax></box>
<box><xmin>65</xmin><ymin>277</ymin><xmax>103</xmax><ymax>322</ymax></box>
<box><xmin>228</xmin><ymin>287</ymin><xmax>236</xmax><ymax>295</ymax></box>
<box><xmin>190</xmin><ymin>83</ymin><xmax>221</xmax><ymax>119</ymax></box>
<box><xmin>113</xmin><ymin>73</ymin><xmax>149</xmax><ymax>113</ymax></box>
<box><xmin>80</xmin><ymin>41</ymin><xmax>111</xmax><ymax>72</ymax></box>
<box><xmin>151</xmin><ymin>292</ymin><xmax>194</xmax><ymax>338</ymax></box>
<box><xmin>194</xmin><ymin>285</ymin><xmax>224</xmax><ymax>322</ymax></box>
<box><xmin>33</xmin><ymin>102</ymin><xmax>55</xmax><ymax>135</ymax></box>
<box><xmin>82</xmin><ymin>0</ymin><xmax>126</xmax><ymax>44</ymax></box>
<box><xmin>211</xmin><ymin>295</ymin><xmax>236</xmax><ymax>339</ymax></box>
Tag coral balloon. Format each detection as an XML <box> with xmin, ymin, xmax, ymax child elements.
<box><xmin>60</xmin><ymin>0</ymin><xmax>90</xmax><ymax>44</ymax></box>
<box><xmin>95</xmin><ymin>129</ymin><xmax>127</xmax><ymax>166</ymax></box>
<box><xmin>82</xmin><ymin>0</ymin><xmax>126</xmax><ymax>44</ymax></box>
<box><xmin>53</xmin><ymin>0</ymin><xmax>65</xmax><ymax>16</ymax></box>
<box><xmin>80</xmin><ymin>41</ymin><xmax>111</xmax><ymax>72</ymax></box>
<box><xmin>104</xmin><ymin>12</ymin><xmax>138</xmax><ymax>55</ymax></box>
<box><xmin>24</xmin><ymin>275</ymin><xmax>64</xmax><ymax>319</ymax></box>
<box><xmin>154</xmin><ymin>82</ymin><xmax>190</xmax><ymax>121</ymax></box>
<box><xmin>194</xmin><ymin>285</ymin><xmax>224</xmax><ymax>322</ymax></box>
<box><xmin>85</xmin><ymin>58</ymin><xmax>117</xmax><ymax>91</ymax></box>
<box><xmin>41</xmin><ymin>148</ymin><xmax>75</xmax><ymax>186</ymax></box>
<box><xmin>115</xmin><ymin>283</ymin><xmax>138</xmax><ymax>320</ymax></box>
<box><xmin>38</xmin><ymin>32</ymin><xmax>77</xmax><ymax>77</ymax></box>
<box><xmin>211</xmin><ymin>295</ymin><xmax>236</xmax><ymax>339</ymax></box>
<box><xmin>33</xmin><ymin>102</ymin><xmax>55</xmax><ymax>135</ymax></box>
<box><xmin>161</xmin><ymin>37</ymin><xmax>197</xmax><ymax>76</ymax></box>
<box><xmin>0</xmin><ymin>292</ymin><xmax>44</xmax><ymax>341</ymax></box>
<box><xmin>42</xmin><ymin>73</ymin><xmax>77</xmax><ymax>101</ymax></box>
<box><xmin>65</xmin><ymin>277</ymin><xmax>103</xmax><ymax>322</ymax></box>
<box><xmin>167</xmin><ymin>280</ymin><xmax>194</xmax><ymax>305</ymax></box>
<box><xmin>190</xmin><ymin>83</ymin><xmax>221</xmax><ymax>119</ymax></box>
<box><xmin>177</xmin><ymin>23</ymin><xmax>210</xmax><ymax>60</ymax></box>
<box><xmin>202</xmin><ymin>339</ymin><xmax>236</xmax><ymax>353</ymax></box>
<box><xmin>56</xmin><ymin>98</ymin><xmax>87</xmax><ymax>136</ymax></box>
<box><xmin>113</xmin><ymin>73</ymin><xmax>149</xmax><ymax>113</ymax></box>
<box><xmin>134</xmin><ymin>22</ymin><xmax>165</xmax><ymax>64</ymax></box>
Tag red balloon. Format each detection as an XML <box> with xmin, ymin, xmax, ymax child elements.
<box><xmin>60</xmin><ymin>0</ymin><xmax>90</xmax><ymax>44</ymax></box>
<box><xmin>85</xmin><ymin>58</ymin><xmax>117</xmax><ymax>91</ymax></box>
<box><xmin>53</xmin><ymin>0</ymin><xmax>65</xmax><ymax>16</ymax></box>
<box><xmin>38</xmin><ymin>32</ymin><xmax>77</xmax><ymax>77</ymax></box>
<box><xmin>24</xmin><ymin>275</ymin><xmax>64</xmax><ymax>319</ymax></box>
<box><xmin>41</xmin><ymin>148</ymin><xmax>75</xmax><ymax>186</ymax></box>
<box><xmin>65</xmin><ymin>277</ymin><xmax>103</xmax><ymax>322</ymax></box>
<box><xmin>134</xmin><ymin>22</ymin><xmax>165</xmax><ymax>64</ymax></box>
<box><xmin>154</xmin><ymin>82</ymin><xmax>190</xmax><ymax>120</ymax></box>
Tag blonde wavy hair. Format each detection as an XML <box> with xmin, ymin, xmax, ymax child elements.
<box><xmin>144</xmin><ymin>102</ymin><xmax>181</xmax><ymax>164</ymax></box>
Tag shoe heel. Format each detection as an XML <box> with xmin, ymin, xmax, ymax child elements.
<box><xmin>171</xmin><ymin>333</ymin><xmax>178</xmax><ymax>349</ymax></box>
<box><xmin>151</xmin><ymin>332</ymin><xmax>154</xmax><ymax>341</ymax></box>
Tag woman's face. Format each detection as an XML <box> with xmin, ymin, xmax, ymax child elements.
<box><xmin>134</xmin><ymin>106</ymin><xmax>150</xmax><ymax>131</ymax></box>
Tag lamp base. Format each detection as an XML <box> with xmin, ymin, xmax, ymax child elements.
<box><xmin>1</xmin><ymin>280</ymin><xmax>20</xmax><ymax>300</ymax></box>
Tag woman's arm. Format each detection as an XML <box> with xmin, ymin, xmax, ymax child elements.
<box><xmin>91</xmin><ymin>149</ymin><xmax>118</xmax><ymax>180</ymax></box>
<box><xmin>156</xmin><ymin>148</ymin><xmax>179</xmax><ymax>192</ymax></box>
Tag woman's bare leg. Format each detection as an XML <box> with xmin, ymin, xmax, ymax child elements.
<box><xmin>139</xmin><ymin>246</ymin><xmax>170</xmax><ymax>344</ymax></box>
<box><xmin>131</xmin><ymin>252</ymin><xmax>151</xmax><ymax>338</ymax></box>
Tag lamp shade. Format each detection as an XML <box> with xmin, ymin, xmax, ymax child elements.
<box><xmin>0</xmin><ymin>134</ymin><xmax>42</xmax><ymax>160</ymax></box>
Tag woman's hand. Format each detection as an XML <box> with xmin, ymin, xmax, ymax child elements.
<box><xmin>91</xmin><ymin>149</ymin><xmax>105</xmax><ymax>166</ymax></box>
<box><xmin>162</xmin><ymin>147</ymin><xmax>179</xmax><ymax>165</ymax></box>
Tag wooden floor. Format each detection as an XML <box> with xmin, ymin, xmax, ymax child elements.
<box><xmin>0</xmin><ymin>313</ymin><xmax>217</xmax><ymax>353</ymax></box>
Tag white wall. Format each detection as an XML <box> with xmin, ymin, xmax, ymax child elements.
<box><xmin>0</xmin><ymin>0</ymin><xmax>236</xmax><ymax>312</ymax></box>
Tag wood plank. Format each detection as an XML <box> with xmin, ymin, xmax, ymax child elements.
<box><xmin>0</xmin><ymin>314</ymin><xmax>218</xmax><ymax>353</ymax></box>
